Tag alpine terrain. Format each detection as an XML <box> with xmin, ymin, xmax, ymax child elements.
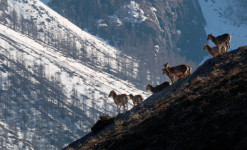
<box><xmin>64</xmin><ymin>46</ymin><xmax>247</xmax><ymax>150</ymax></box>
<box><xmin>0</xmin><ymin>0</ymin><xmax>148</xmax><ymax>149</ymax></box>
<box><xmin>46</xmin><ymin>0</ymin><xmax>208</xmax><ymax>86</ymax></box>
<box><xmin>0</xmin><ymin>0</ymin><xmax>247</xmax><ymax>149</ymax></box>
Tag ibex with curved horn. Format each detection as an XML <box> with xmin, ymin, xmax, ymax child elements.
<box><xmin>108</xmin><ymin>90</ymin><xmax>128</xmax><ymax>114</ymax></box>
<box><xmin>207</xmin><ymin>33</ymin><xmax>231</xmax><ymax>52</ymax></box>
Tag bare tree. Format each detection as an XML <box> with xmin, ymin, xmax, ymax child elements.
<box><xmin>30</xmin><ymin>18</ymin><xmax>38</xmax><ymax>39</ymax></box>
<box><xmin>71</xmin><ymin>37</ymin><xmax>78</xmax><ymax>59</ymax></box>
<box><xmin>11</xmin><ymin>9</ymin><xmax>18</xmax><ymax>30</ymax></box>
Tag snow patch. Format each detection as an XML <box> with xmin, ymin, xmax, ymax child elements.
<box><xmin>109</xmin><ymin>14</ymin><xmax>123</xmax><ymax>26</ymax></box>
<box><xmin>154</xmin><ymin>45</ymin><xmax>159</xmax><ymax>53</ymax></box>
<box><xmin>150</xmin><ymin>7</ymin><xmax>159</xmax><ymax>25</ymax></box>
<box><xmin>177</xmin><ymin>30</ymin><xmax>181</xmax><ymax>35</ymax></box>
<box><xmin>126</xmin><ymin>1</ymin><xmax>148</xmax><ymax>23</ymax></box>
<box><xmin>97</xmin><ymin>19</ymin><xmax>108</xmax><ymax>27</ymax></box>
<box><xmin>109</xmin><ymin>1</ymin><xmax>147</xmax><ymax>24</ymax></box>
<box><xmin>198</xmin><ymin>0</ymin><xmax>247</xmax><ymax>50</ymax></box>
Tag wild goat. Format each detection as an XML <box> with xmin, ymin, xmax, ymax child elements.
<box><xmin>129</xmin><ymin>94</ymin><xmax>144</xmax><ymax>106</ymax></box>
<box><xmin>162</xmin><ymin>68</ymin><xmax>184</xmax><ymax>83</ymax></box>
<box><xmin>108</xmin><ymin>90</ymin><xmax>128</xmax><ymax>114</ymax></box>
<box><xmin>146</xmin><ymin>82</ymin><xmax>171</xmax><ymax>94</ymax></box>
<box><xmin>163</xmin><ymin>63</ymin><xmax>192</xmax><ymax>83</ymax></box>
<box><xmin>203</xmin><ymin>44</ymin><xmax>225</xmax><ymax>57</ymax></box>
<box><xmin>207</xmin><ymin>33</ymin><xmax>231</xmax><ymax>52</ymax></box>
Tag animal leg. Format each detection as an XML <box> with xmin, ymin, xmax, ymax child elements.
<box><xmin>228</xmin><ymin>42</ymin><xmax>230</xmax><ymax>52</ymax></box>
<box><xmin>217</xmin><ymin>46</ymin><xmax>221</xmax><ymax>56</ymax></box>
<box><xmin>117</xmin><ymin>106</ymin><xmax>120</xmax><ymax>114</ymax></box>
<box><xmin>118</xmin><ymin>105</ymin><xmax>120</xmax><ymax>113</ymax></box>
<box><xmin>170</xmin><ymin>77</ymin><xmax>174</xmax><ymax>83</ymax></box>
<box><xmin>133</xmin><ymin>100</ymin><xmax>136</xmax><ymax>106</ymax></box>
<box><xmin>185</xmin><ymin>67</ymin><xmax>190</xmax><ymax>76</ymax></box>
<box><xmin>221</xmin><ymin>46</ymin><xmax>226</xmax><ymax>55</ymax></box>
<box><xmin>227</xmin><ymin>36</ymin><xmax>231</xmax><ymax>52</ymax></box>
<box><xmin>170</xmin><ymin>75</ymin><xmax>175</xmax><ymax>83</ymax></box>
<box><xmin>172</xmin><ymin>76</ymin><xmax>176</xmax><ymax>83</ymax></box>
<box><xmin>173</xmin><ymin>76</ymin><xmax>178</xmax><ymax>82</ymax></box>
<box><xmin>137</xmin><ymin>98</ymin><xmax>140</xmax><ymax>105</ymax></box>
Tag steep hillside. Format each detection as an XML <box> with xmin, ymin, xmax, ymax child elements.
<box><xmin>0</xmin><ymin>0</ymin><xmax>149</xmax><ymax>149</ymax></box>
<box><xmin>64</xmin><ymin>46</ymin><xmax>247</xmax><ymax>150</ymax></box>
<box><xmin>47</xmin><ymin>0</ymin><xmax>207</xmax><ymax>85</ymax></box>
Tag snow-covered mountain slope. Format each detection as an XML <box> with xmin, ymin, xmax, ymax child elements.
<box><xmin>0</xmin><ymin>21</ymin><xmax>148</xmax><ymax>150</ymax></box>
<box><xmin>0</xmin><ymin>23</ymin><xmax>147</xmax><ymax>107</ymax></box>
<box><xmin>198</xmin><ymin>0</ymin><xmax>247</xmax><ymax>49</ymax></box>
<box><xmin>0</xmin><ymin>0</ymin><xmax>140</xmax><ymax>84</ymax></box>
<box><xmin>47</xmin><ymin>0</ymin><xmax>208</xmax><ymax>86</ymax></box>
<box><xmin>0</xmin><ymin>0</ymin><xmax>150</xmax><ymax>149</ymax></box>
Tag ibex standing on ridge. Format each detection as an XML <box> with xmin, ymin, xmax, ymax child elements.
<box><xmin>163</xmin><ymin>63</ymin><xmax>192</xmax><ymax>83</ymax></box>
<box><xmin>108</xmin><ymin>90</ymin><xmax>128</xmax><ymax>114</ymax></box>
<box><xmin>162</xmin><ymin>68</ymin><xmax>185</xmax><ymax>83</ymax></box>
<box><xmin>129</xmin><ymin>94</ymin><xmax>144</xmax><ymax>106</ymax></box>
<box><xmin>207</xmin><ymin>33</ymin><xmax>231</xmax><ymax>52</ymax></box>
<box><xmin>203</xmin><ymin>44</ymin><xmax>225</xmax><ymax>57</ymax></box>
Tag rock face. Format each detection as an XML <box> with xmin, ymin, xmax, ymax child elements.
<box><xmin>48</xmin><ymin>0</ymin><xmax>208</xmax><ymax>85</ymax></box>
<box><xmin>63</xmin><ymin>46</ymin><xmax>247</xmax><ymax>150</ymax></box>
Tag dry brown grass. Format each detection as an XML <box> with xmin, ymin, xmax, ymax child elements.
<box><xmin>153</xmin><ymin>101</ymin><xmax>160</xmax><ymax>109</ymax></box>
<box><xmin>211</xmin><ymin>68</ymin><xmax>225</xmax><ymax>78</ymax></box>
<box><xmin>130</xmin><ymin>112</ymin><xmax>141</xmax><ymax>120</ymax></box>
<box><xmin>187</xmin><ymin>94</ymin><xmax>202</xmax><ymax>101</ymax></box>
<box><xmin>143</xmin><ymin>112</ymin><xmax>152</xmax><ymax>120</ymax></box>
<box><xmin>179</xmin><ymin>87</ymin><xmax>193</xmax><ymax>96</ymax></box>
<box><xmin>114</xmin><ymin>119</ymin><xmax>124</xmax><ymax>131</ymax></box>
<box><xmin>64</xmin><ymin>47</ymin><xmax>247</xmax><ymax>150</ymax></box>
<box><xmin>114</xmin><ymin>119</ymin><xmax>124</xmax><ymax>126</ymax></box>
<box><xmin>192</xmin><ymin>76</ymin><xmax>210</xmax><ymax>85</ymax></box>
<box><xmin>158</xmin><ymin>102</ymin><xmax>170</xmax><ymax>111</ymax></box>
<box><xmin>228</xmin><ymin>66</ymin><xmax>243</xmax><ymax>77</ymax></box>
